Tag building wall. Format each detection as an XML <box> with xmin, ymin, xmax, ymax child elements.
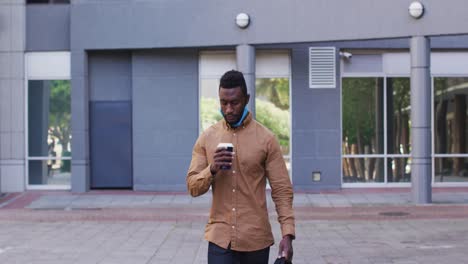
<box><xmin>0</xmin><ymin>0</ymin><xmax>26</xmax><ymax>192</ymax></box>
<box><xmin>69</xmin><ymin>0</ymin><xmax>468</xmax><ymax>50</ymax></box>
<box><xmin>131</xmin><ymin>49</ymin><xmax>198</xmax><ymax>191</ymax></box>
<box><xmin>289</xmin><ymin>46</ymin><xmax>342</xmax><ymax>190</ymax></box>
<box><xmin>89</xmin><ymin>51</ymin><xmax>132</xmax><ymax>102</ymax></box>
<box><xmin>19</xmin><ymin>1</ymin><xmax>468</xmax><ymax>192</ymax></box>
<box><xmin>26</xmin><ymin>5</ymin><xmax>70</xmax><ymax>51</ymax></box>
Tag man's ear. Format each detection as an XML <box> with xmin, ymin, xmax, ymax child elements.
<box><xmin>245</xmin><ymin>94</ymin><xmax>250</xmax><ymax>105</ymax></box>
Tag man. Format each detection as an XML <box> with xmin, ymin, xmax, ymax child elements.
<box><xmin>187</xmin><ymin>70</ymin><xmax>295</xmax><ymax>264</ymax></box>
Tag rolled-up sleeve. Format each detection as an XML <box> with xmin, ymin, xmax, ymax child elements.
<box><xmin>265</xmin><ymin>135</ymin><xmax>296</xmax><ymax>238</ymax></box>
<box><xmin>187</xmin><ymin>136</ymin><xmax>213</xmax><ymax>197</ymax></box>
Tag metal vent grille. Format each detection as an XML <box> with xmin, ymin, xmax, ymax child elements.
<box><xmin>309</xmin><ymin>47</ymin><xmax>336</xmax><ymax>88</ymax></box>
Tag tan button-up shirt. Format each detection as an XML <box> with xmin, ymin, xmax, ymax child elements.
<box><xmin>186</xmin><ymin>113</ymin><xmax>295</xmax><ymax>252</ymax></box>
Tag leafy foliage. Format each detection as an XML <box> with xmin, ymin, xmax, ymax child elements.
<box><xmin>342</xmin><ymin>78</ymin><xmax>379</xmax><ymax>147</ymax></box>
<box><xmin>256</xmin><ymin>78</ymin><xmax>290</xmax><ymax>110</ymax></box>
<box><xmin>49</xmin><ymin>80</ymin><xmax>71</xmax><ymax>153</ymax></box>
<box><xmin>256</xmin><ymin>99</ymin><xmax>290</xmax><ymax>150</ymax></box>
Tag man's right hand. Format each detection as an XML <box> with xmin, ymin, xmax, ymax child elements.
<box><xmin>210</xmin><ymin>147</ymin><xmax>234</xmax><ymax>175</ymax></box>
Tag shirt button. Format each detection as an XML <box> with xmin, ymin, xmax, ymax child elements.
<box><xmin>232</xmin><ymin>225</ymin><xmax>235</xmax><ymax>229</ymax></box>
<box><xmin>233</xmin><ymin>133</ymin><xmax>236</xmax><ymax>136</ymax></box>
<box><xmin>232</xmin><ymin>189</ymin><xmax>236</xmax><ymax>192</ymax></box>
<box><xmin>233</xmin><ymin>170</ymin><xmax>236</xmax><ymax>174</ymax></box>
<box><xmin>232</xmin><ymin>208</ymin><xmax>236</xmax><ymax>211</ymax></box>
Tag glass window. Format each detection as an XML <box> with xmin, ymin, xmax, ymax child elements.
<box><xmin>342</xmin><ymin>78</ymin><xmax>384</xmax><ymax>156</ymax></box>
<box><xmin>342</xmin><ymin>158</ymin><xmax>384</xmax><ymax>183</ymax></box>
<box><xmin>342</xmin><ymin>77</ymin><xmax>412</xmax><ymax>184</ymax></box>
<box><xmin>434</xmin><ymin>158</ymin><xmax>468</xmax><ymax>182</ymax></box>
<box><xmin>434</xmin><ymin>77</ymin><xmax>468</xmax><ymax>155</ymax></box>
<box><xmin>255</xmin><ymin>78</ymin><xmax>290</xmax><ymax>156</ymax></box>
<box><xmin>27</xmin><ymin>0</ymin><xmax>70</xmax><ymax>4</ymax></box>
<box><xmin>387</xmin><ymin>157</ymin><xmax>411</xmax><ymax>183</ymax></box>
<box><xmin>28</xmin><ymin>80</ymin><xmax>71</xmax><ymax>186</ymax></box>
<box><xmin>434</xmin><ymin>77</ymin><xmax>468</xmax><ymax>183</ymax></box>
<box><xmin>199</xmin><ymin>79</ymin><xmax>223</xmax><ymax>132</ymax></box>
<box><xmin>387</xmin><ymin>78</ymin><xmax>411</xmax><ymax>155</ymax></box>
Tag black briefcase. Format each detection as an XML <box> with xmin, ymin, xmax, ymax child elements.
<box><xmin>274</xmin><ymin>257</ymin><xmax>292</xmax><ymax>264</ymax></box>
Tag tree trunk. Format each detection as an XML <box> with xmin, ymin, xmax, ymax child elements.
<box><xmin>454</xmin><ymin>94</ymin><xmax>466</xmax><ymax>176</ymax></box>
<box><xmin>435</xmin><ymin>99</ymin><xmax>448</xmax><ymax>179</ymax></box>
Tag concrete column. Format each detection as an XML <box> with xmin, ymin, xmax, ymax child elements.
<box><xmin>410</xmin><ymin>36</ymin><xmax>432</xmax><ymax>204</ymax></box>
<box><xmin>71</xmin><ymin>50</ymin><xmax>90</xmax><ymax>193</ymax></box>
<box><xmin>236</xmin><ymin>45</ymin><xmax>255</xmax><ymax>116</ymax></box>
<box><xmin>0</xmin><ymin>0</ymin><xmax>26</xmax><ymax>192</ymax></box>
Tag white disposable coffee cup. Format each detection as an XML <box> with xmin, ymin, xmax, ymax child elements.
<box><xmin>217</xmin><ymin>143</ymin><xmax>234</xmax><ymax>152</ymax></box>
<box><xmin>217</xmin><ymin>143</ymin><xmax>234</xmax><ymax>170</ymax></box>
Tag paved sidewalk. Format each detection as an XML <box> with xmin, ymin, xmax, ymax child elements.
<box><xmin>0</xmin><ymin>188</ymin><xmax>468</xmax><ymax>264</ymax></box>
<box><xmin>1</xmin><ymin>188</ymin><xmax>468</xmax><ymax>210</ymax></box>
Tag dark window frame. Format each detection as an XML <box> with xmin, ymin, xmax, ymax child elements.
<box><xmin>26</xmin><ymin>0</ymin><xmax>70</xmax><ymax>4</ymax></box>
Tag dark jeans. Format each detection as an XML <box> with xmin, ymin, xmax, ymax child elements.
<box><xmin>208</xmin><ymin>242</ymin><xmax>270</xmax><ymax>264</ymax></box>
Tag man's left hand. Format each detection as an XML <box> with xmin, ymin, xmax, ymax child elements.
<box><xmin>278</xmin><ymin>235</ymin><xmax>293</xmax><ymax>262</ymax></box>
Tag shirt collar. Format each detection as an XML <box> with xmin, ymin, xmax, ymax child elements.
<box><xmin>223</xmin><ymin>112</ymin><xmax>252</xmax><ymax>130</ymax></box>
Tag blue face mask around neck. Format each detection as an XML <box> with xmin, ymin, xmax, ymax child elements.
<box><xmin>220</xmin><ymin>106</ymin><xmax>249</xmax><ymax>128</ymax></box>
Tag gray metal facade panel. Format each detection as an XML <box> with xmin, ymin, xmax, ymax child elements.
<box><xmin>342</xmin><ymin>54</ymin><xmax>383</xmax><ymax>73</ymax></box>
<box><xmin>291</xmin><ymin>45</ymin><xmax>342</xmax><ymax>190</ymax></box>
<box><xmin>292</xmin><ymin>158</ymin><xmax>342</xmax><ymax>190</ymax></box>
<box><xmin>90</xmin><ymin>101</ymin><xmax>133</xmax><ymax>189</ymax></box>
<box><xmin>132</xmin><ymin>49</ymin><xmax>198</xmax><ymax>190</ymax></box>
<box><xmin>26</xmin><ymin>5</ymin><xmax>70</xmax><ymax>51</ymax></box>
<box><xmin>70</xmin><ymin>0</ymin><xmax>468</xmax><ymax>50</ymax></box>
<box><xmin>88</xmin><ymin>51</ymin><xmax>132</xmax><ymax>101</ymax></box>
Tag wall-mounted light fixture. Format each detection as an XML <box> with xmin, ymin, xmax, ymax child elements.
<box><xmin>409</xmin><ymin>1</ymin><xmax>424</xmax><ymax>19</ymax></box>
<box><xmin>312</xmin><ymin>171</ymin><xmax>321</xmax><ymax>182</ymax></box>
<box><xmin>236</xmin><ymin>13</ymin><xmax>250</xmax><ymax>29</ymax></box>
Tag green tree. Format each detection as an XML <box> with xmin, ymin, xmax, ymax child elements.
<box><xmin>256</xmin><ymin>78</ymin><xmax>289</xmax><ymax>110</ymax></box>
<box><xmin>342</xmin><ymin>78</ymin><xmax>379</xmax><ymax>150</ymax></box>
<box><xmin>256</xmin><ymin>99</ymin><xmax>290</xmax><ymax>153</ymax></box>
<box><xmin>200</xmin><ymin>97</ymin><xmax>223</xmax><ymax>132</ymax></box>
<box><xmin>49</xmin><ymin>80</ymin><xmax>71</xmax><ymax>153</ymax></box>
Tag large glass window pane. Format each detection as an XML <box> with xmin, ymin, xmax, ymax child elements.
<box><xmin>28</xmin><ymin>80</ymin><xmax>71</xmax><ymax>158</ymax></box>
<box><xmin>342</xmin><ymin>158</ymin><xmax>384</xmax><ymax>183</ymax></box>
<box><xmin>387</xmin><ymin>157</ymin><xmax>411</xmax><ymax>183</ymax></box>
<box><xmin>255</xmin><ymin>78</ymin><xmax>290</xmax><ymax>156</ymax></box>
<box><xmin>28</xmin><ymin>80</ymin><xmax>71</xmax><ymax>187</ymax></box>
<box><xmin>28</xmin><ymin>160</ymin><xmax>71</xmax><ymax>186</ymax></box>
<box><xmin>199</xmin><ymin>79</ymin><xmax>223</xmax><ymax>132</ymax></box>
<box><xmin>435</xmin><ymin>158</ymin><xmax>468</xmax><ymax>182</ymax></box>
<box><xmin>434</xmin><ymin>77</ymin><xmax>468</xmax><ymax>155</ymax></box>
<box><xmin>342</xmin><ymin>78</ymin><xmax>384</xmax><ymax>155</ymax></box>
<box><xmin>387</xmin><ymin>78</ymin><xmax>411</xmax><ymax>154</ymax></box>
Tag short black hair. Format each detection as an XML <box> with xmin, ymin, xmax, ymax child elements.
<box><xmin>219</xmin><ymin>70</ymin><xmax>248</xmax><ymax>96</ymax></box>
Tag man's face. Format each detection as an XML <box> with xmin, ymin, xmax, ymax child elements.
<box><xmin>219</xmin><ymin>86</ymin><xmax>250</xmax><ymax>125</ymax></box>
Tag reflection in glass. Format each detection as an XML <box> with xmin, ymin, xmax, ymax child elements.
<box><xmin>434</xmin><ymin>77</ymin><xmax>468</xmax><ymax>178</ymax></box>
<box><xmin>387</xmin><ymin>78</ymin><xmax>411</xmax><ymax>154</ymax></box>
<box><xmin>199</xmin><ymin>79</ymin><xmax>222</xmax><ymax>132</ymax></box>
<box><xmin>28</xmin><ymin>80</ymin><xmax>72</xmax><ymax>158</ymax></box>
<box><xmin>342</xmin><ymin>158</ymin><xmax>384</xmax><ymax>183</ymax></box>
<box><xmin>28</xmin><ymin>80</ymin><xmax>71</xmax><ymax>187</ymax></box>
<box><xmin>434</xmin><ymin>78</ymin><xmax>468</xmax><ymax>157</ymax></box>
<box><xmin>387</xmin><ymin>157</ymin><xmax>411</xmax><ymax>182</ymax></box>
<box><xmin>255</xmin><ymin>78</ymin><xmax>290</xmax><ymax>155</ymax></box>
<box><xmin>342</xmin><ymin>78</ymin><xmax>384</xmax><ymax>155</ymax></box>
<box><xmin>435</xmin><ymin>158</ymin><xmax>468</xmax><ymax>182</ymax></box>
<box><xmin>28</xmin><ymin>160</ymin><xmax>71</xmax><ymax>186</ymax></box>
